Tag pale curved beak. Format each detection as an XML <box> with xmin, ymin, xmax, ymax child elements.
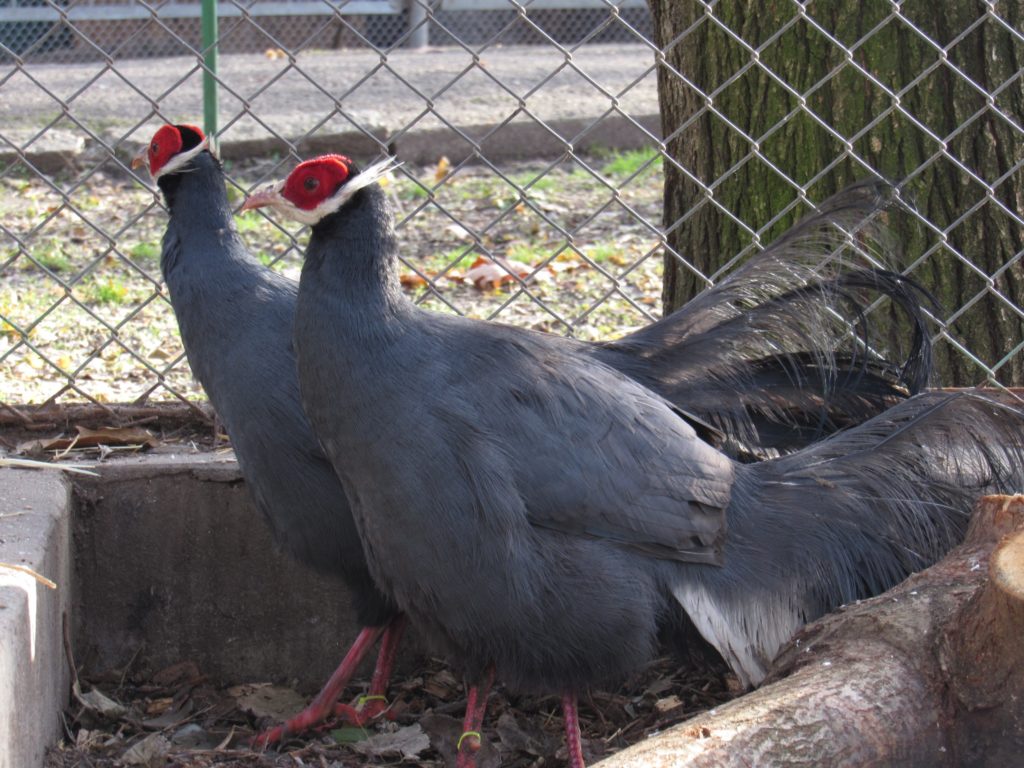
<box><xmin>240</xmin><ymin>184</ymin><xmax>282</xmax><ymax>213</ymax></box>
<box><xmin>130</xmin><ymin>146</ymin><xmax>148</xmax><ymax>172</ymax></box>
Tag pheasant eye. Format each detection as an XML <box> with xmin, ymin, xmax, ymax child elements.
<box><xmin>304</xmin><ymin>176</ymin><xmax>319</xmax><ymax>192</ymax></box>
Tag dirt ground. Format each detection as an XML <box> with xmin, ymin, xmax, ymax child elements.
<box><xmin>1</xmin><ymin>150</ymin><xmax>667</xmax><ymax>407</ymax></box>
<box><xmin>44</xmin><ymin>652</ymin><xmax>734</xmax><ymax>768</ymax></box>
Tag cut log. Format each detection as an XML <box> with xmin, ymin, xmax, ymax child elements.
<box><xmin>941</xmin><ymin>505</ymin><xmax>1024</xmax><ymax>766</ymax></box>
<box><xmin>596</xmin><ymin>495</ymin><xmax>1024</xmax><ymax>768</ymax></box>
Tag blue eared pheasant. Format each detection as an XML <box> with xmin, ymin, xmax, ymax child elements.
<box><xmin>245</xmin><ymin>153</ymin><xmax>1024</xmax><ymax>768</ymax></box>
<box><xmin>139</xmin><ymin>123</ymin><xmax>932</xmax><ymax>747</ymax></box>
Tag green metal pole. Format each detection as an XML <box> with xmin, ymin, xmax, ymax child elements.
<box><xmin>201</xmin><ymin>0</ymin><xmax>218</xmax><ymax>140</ymax></box>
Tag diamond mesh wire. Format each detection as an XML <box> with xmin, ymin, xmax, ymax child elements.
<box><xmin>0</xmin><ymin>0</ymin><xmax>1021</xmax><ymax>411</ymax></box>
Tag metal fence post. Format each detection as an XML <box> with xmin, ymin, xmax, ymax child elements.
<box><xmin>201</xmin><ymin>0</ymin><xmax>218</xmax><ymax>139</ymax></box>
<box><xmin>407</xmin><ymin>0</ymin><xmax>428</xmax><ymax>48</ymax></box>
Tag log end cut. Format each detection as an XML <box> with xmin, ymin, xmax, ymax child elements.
<box><xmin>991</xmin><ymin>530</ymin><xmax>1024</xmax><ymax>602</ymax></box>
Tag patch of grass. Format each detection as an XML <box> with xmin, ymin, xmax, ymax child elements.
<box><xmin>128</xmin><ymin>241</ymin><xmax>161</xmax><ymax>261</ymax></box>
<box><xmin>225</xmin><ymin>184</ymin><xmax>244</xmax><ymax>206</ymax></box>
<box><xmin>234</xmin><ymin>213</ymin><xmax>266</xmax><ymax>234</ymax></box>
<box><xmin>506</xmin><ymin>242</ymin><xmax>549</xmax><ymax>265</ymax></box>
<box><xmin>0</xmin><ymin>164</ymin><xmax>33</xmax><ymax>184</ymax></box>
<box><xmin>234</xmin><ymin>215</ymin><xmax>297</xmax><ymax>255</ymax></box>
<box><xmin>600</xmin><ymin>147</ymin><xmax>661</xmax><ymax>179</ymax></box>
<box><xmin>584</xmin><ymin>242</ymin><xmax>622</xmax><ymax>264</ymax></box>
<box><xmin>510</xmin><ymin>172</ymin><xmax>558</xmax><ymax>194</ymax></box>
<box><xmin>90</xmin><ymin>277</ymin><xmax>128</xmax><ymax>305</ymax></box>
<box><xmin>418</xmin><ymin>246</ymin><xmax>476</xmax><ymax>274</ymax></box>
<box><xmin>74</xmin><ymin>194</ymin><xmax>102</xmax><ymax>211</ymax></box>
<box><xmin>456</xmin><ymin>178</ymin><xmax>503</xmax><ymax>204</ymax></box>
<box><xmin>30</xmin><ymin>239</ymin><xmax>72</xmax><ymax>272</ymax></box>
<box><xmin>396</xmin><ymin>179</ymin><xmax>431</xmax><ymax>201</ymax></box>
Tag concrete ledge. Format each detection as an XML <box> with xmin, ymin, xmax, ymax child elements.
<box><xmin>4</xmin><ymin>113</ymin><xmax>662</xmax><ymax>177</ymax></box>
<box><xmin>71</xmin><ymin>453</ymin><xmax>364</xmax><ymax>693</ymax></box>
<box><xmin>2</xmin><ymin>453</ymin><xmax>373</xmax><ymax>767</ymax></box>
<box><xmin>0</xmin><ymin>468</ymin><xmax>72</xmax><ymax>768</ymax></box>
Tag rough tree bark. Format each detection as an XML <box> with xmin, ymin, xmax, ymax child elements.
<box><xmin>594</xmin><ymin>495</ymin><xmax>1024</xmax><ymax>767</ymax></box>
<box><xmin>649</xmin><ymin>1</ymin><xmax>1024</xmax><ymax>386</ymax></box>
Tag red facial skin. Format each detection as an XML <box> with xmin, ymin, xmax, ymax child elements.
<box><xmin>146</xmin><ymin>124</ymin><xmax>205</xmax><ymax>176</ymax></box>
<box><xmin>281</xmin><ymin>155</ymin><xmax>352</xmax><ymax>210</ymax></box>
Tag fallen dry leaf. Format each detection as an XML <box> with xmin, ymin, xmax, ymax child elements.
<box><xmin>47</xmin><ymin>650</ymin><xmax>733</xmax><ymax>768</ymax></box>
<box><xmin>144</xmin><ymin>697</ymin><xmax>174</xmax><ymax>716</ymax></box>
<box><xmin>495</xmin><ymin>711</ymin><xmax>559</xmax><ymax>756</ymax></box>
<box><xmin>74</xmin><ymin>681</ymin><xmax>126</xmax><ymax>719</ymax></box>
<box><xmin>168</xmin><ymin>722</ymin><xmax>222</xmax><ymax>749</ymax></box>
<box><xmin>42</xmin><ymin>425</ymin><xmax>158</xmax><ymax>451</ymax></box>
<box><xmin>228</xmin><ymin>682</ymin><xmax>308</xmax><ymax>721</ymax></box>
<box><xmin>434</xmin><ymin>155</ymin><xmax>451</xmax><ymax>183</ymax></box>
<box><xmin>422</xmin><ymin>668</ymin><xmax>459</xmax><ymax>699</ymax></box>
<box><xmin>464</xmin><ymin>256</ymin><xmax>549</xmax><ymax>291</ymax></box>
<box><xmin>151</xmin><ymin>660</ymin><xmax>202</xmax><ymax>687</ymax></box>
<box><xmin>141</xmin><ymin>700</ymin><xmax>193</xmax><ymax>730</ymax></box>
<box><xmin>121</xmin><ymin>733</ymin><xmax>171</xmax><ymax>767</ymax></box>
<box><xmin>444</xmin><ymin>222</ymin><xmax>471</xmax><ymax>239</ymax></box>
<box><xmin>654</xmin><ymin>694</ymin><xmax>683</xmax><ymax>713</ymax></box>
<box><xmin>420</xmin><ymin>713</ymin><xmax>501</xmax><ymax>768</ymax></box>
<box><xmin>74</xmin><ymin>729</ymin><xmax>102</xmax><ymax>749</ymax></box>
<box><xmin>147</xmin><ymin>344</ymin><xmax>176</xmax><ymax>361</ymax></box>
<box><xmin>353</xmin><ymin>723</ymin><xmax>430</xmax><ymax>759</ymax></box>
<box><xmin>400</xmin><ymin>271</ymin><xmax>429</xmax><ymax>288</ymax></box>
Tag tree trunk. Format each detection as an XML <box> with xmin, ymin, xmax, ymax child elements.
<box><xmin>595</xmin><ymin>495</ymin><xmax>1024</xmax><ymax>767</ymax></box>
<box><xmin>650</xmin><ymin>1</ymin><xmax>1024</xmax><ymax>387</ymax></box>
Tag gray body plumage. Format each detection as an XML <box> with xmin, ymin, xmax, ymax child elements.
<box><xmin>157</xmin><ymin>152</ymin><xmax>393</xmax><ymax>624</ymax></box>
<box><xmin>158</xmin><ymin>153</ymin><xmax>927</xmax><ymax>639</ymax></box>
<box><xmin>294</xmin><ymin>179</ymin><xmax>1024</xmax><ymax>693</ymax></box>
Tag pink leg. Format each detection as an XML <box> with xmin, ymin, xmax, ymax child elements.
<box><xmin>370</xmin><ymin>614</ymin><xmax>406</xmax><ymax>692</ymax></box>
<box><xmin>253</xmin><ymin>624</ymin><xmax>384</xmax><ymax>747</ymax></box>
<box><xmin>334</xmin><ymin>614</ymin><xmax>408</xmax><ymax>723</ymax></box>
<box><xmin>562</xmin><ymin>692</ymin><xmax>586</xmax><ymax>768</ymax></box>
<box><xmin>455</xmin><ymin>666</ymin><xmax>496</xmax><ymax>768</ymax></box>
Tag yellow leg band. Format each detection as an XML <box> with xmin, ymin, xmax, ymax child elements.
<box><xmin>457</xmin><ymin>730</ymin><xmax>482</xmax><ymax>751</ymax></box>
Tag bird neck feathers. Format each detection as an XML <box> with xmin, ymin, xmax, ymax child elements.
<box><xmin>302</xmin><ymin>182</ymin><xmax>407</xmax><ymax>317</ymax></box>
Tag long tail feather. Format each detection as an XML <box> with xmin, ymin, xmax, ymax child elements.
<box><xmin>603</xmin><ymin>180</ymin><xmax>937</xmax><ymax>458</ymax></box>
<box><xmin>673</xmin><ymin>390</ymin><xmax>1024</xmax><ymax>686</ymax></box>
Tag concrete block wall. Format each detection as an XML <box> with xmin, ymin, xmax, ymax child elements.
<box><xmin>72</xmin><ymin>454</ymin><xmax>362</xmax><ymax>691</ymax></box>
<box><xmin>0</xmin><ymin>453</ymin><xmax>367</xmax><ymax>767</ymax></box>
<box><xmin>0</xmin><ymin>468</ymin><xmax>72</xmax><ymax>768</ymax></box>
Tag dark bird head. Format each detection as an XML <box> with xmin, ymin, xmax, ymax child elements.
<box><xmin>132</xmin><ymin>124</ymin><xmax>208</xmax><ymax>179</ymax></box>
<box><xmin>241</xmin><ymin>153</ymin><xmax>395</xmax><ymax>226</ymax></box>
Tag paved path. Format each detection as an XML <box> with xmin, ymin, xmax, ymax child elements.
<box><xmin>0</xmin><ymin>43</ymin><xmax>660</xmax><ymax>163</ymax></box>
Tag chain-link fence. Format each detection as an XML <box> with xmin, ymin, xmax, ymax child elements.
<box><xmin>0</xmin><ymin>0</ymin><xmax>653</xmax><ymax>60</ymax></box>
<box><xmin>1</xmin><ymin>0</ymin><xmax>1021</xmax><ymax>413</ymax></box>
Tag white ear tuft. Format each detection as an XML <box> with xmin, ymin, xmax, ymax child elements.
<box><xmin>333</xmin><ymin>157</ymin><xmax>400</xmax><ymax>207</ymax></box>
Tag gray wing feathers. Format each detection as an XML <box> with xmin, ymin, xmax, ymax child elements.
<box><xmin>431</xmin><ymin>322</ymin><xmax>735</xmax><ymax>564</ymax></box>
